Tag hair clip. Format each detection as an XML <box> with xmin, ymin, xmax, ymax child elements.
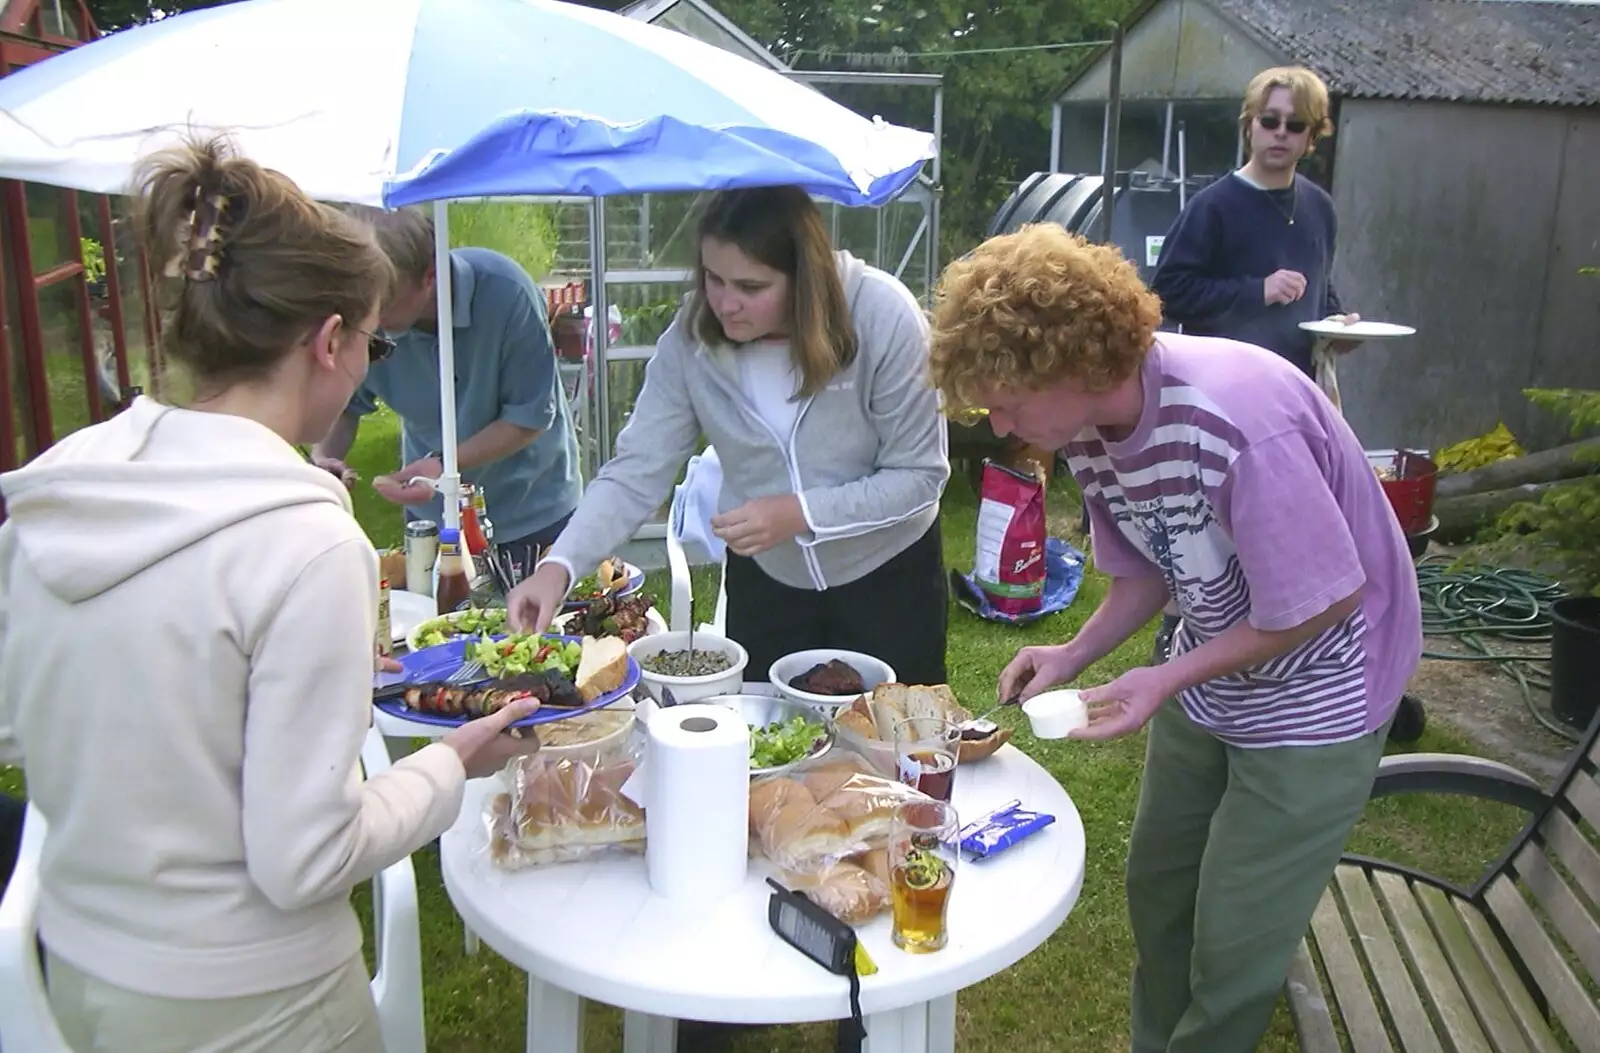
<box><xmin>182</xmin><ymin>191</ymin><xmax>231</xmax><ymax>282</ymax></box>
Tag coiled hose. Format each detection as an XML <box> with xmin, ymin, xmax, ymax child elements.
<box><xmin>1415</xmin><ymin>557</ymin><xmax>1577</xmax><ymax>741</ymax></box>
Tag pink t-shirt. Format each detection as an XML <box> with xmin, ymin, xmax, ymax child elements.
<box><xmin>1064</xmin><ymin>334</ymin><xmax>1422</xmax><ymax>747</ymax></box>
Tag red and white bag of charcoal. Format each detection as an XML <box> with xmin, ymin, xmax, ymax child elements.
<box><xmin>972</xmin><ymin>460</ymin><xmax>1047</xmax><ymax>617</ymax></box>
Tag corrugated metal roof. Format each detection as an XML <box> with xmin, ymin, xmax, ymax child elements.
<box><xmin>1208</xmin><ymin>0</ymin><xmax>1600</xmax><ymax>106</ymax></box>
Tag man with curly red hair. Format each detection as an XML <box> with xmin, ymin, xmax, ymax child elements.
<box><xmin>929</xmin><ymin>223</ymin><xmax>1422</xmax><ymax>1053</ymax></box>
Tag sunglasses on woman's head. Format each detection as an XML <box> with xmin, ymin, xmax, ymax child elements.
<box><xmin>1258</xmin><ymin>114</ymin><xmax>1309</xmax><ymax>134</ymax></box>
<box><xmin>354</xmin><ymin>329</ymin><xmax>397</xmax><ymax>363</ymax></box>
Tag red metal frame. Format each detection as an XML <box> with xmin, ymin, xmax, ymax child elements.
<box><xmin>2</xmin><ymin>178</ymin><xmax>56</xmax><ymax>457</ymax></box>
<box><xmin>0</xmin><ymin>228</ymin><xmax>16</xmax><ymax>473</ymax></box>
<box><xmin>0</xmin><ymin>0</ymin><xmax>151</xmax><ymax>477</ymax></box>
<box><xmin>96</xmin><ymin>195</ymin><xmax>132</xmax><ymax>393</ymax></box>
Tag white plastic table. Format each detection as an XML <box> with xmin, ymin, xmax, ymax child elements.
<box><xmin>438</xmin><ymin>742</ymin><xmax>1086</xmax><ymax>1053</ymax></box>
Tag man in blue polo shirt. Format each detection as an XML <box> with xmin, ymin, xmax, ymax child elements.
<box><xmin>313</xmin><ymin>206</ymin><xmax>581</xmax><ymax>570</ymax></box>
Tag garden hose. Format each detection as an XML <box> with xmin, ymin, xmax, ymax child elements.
<box><xmin>1414</xmin><ymin>557</ymin><xmax>1578</xmax><ymax>742</ymax></box>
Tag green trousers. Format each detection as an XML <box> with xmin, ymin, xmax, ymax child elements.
<box><xmin>1127</xmin><ymin>699</ymin><xmax>1389</xmax><ymax>1053</ymax></box>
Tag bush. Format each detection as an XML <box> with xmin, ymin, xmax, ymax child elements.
<box><xmin>1495</xmin><ymin>388</ymin><xmax>1600</xmax><ymax>596</ymax></box>
<box><xmin>448</xmin><ymin>202</ymin><xmax>558</xmax><ymax>281</ymax></box>
<box><xmin>1434</xmin><ymin>421</ymin><xmax>1524</xmax><ymax>475</ymax></box>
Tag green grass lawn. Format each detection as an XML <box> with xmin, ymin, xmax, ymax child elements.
<box><xmin>2</xmin><ymin>420</ymin><xmax>1532</xmax><ymax>1052</ymax></box>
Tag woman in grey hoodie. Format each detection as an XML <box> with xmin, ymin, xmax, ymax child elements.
<box><xmin>510</xmin><ymin>186</ymin><xmax>950</xmax><ymax>683</ymax></box>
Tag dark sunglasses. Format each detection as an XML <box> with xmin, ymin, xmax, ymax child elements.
<box><xmin>1258</xmin><ymin>114</ymin><xmax>1309</xmax><ymax>134</ymax></box>
<box><xmin>355</xmin><ymin>328</ymin><xmax>397</xmax><ymax>363</ymax></box>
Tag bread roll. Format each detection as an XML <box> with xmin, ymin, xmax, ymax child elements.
<box><xmin>805</xmin><ymin>862</ymin><xmax>890</xmax><ymax>924</ymax></box>
<box><xmin>758</xmin><ymin>800</ymin><xmax>852</xmax><ymax>867</ymax></box>
<box><xmin>500</xmin><ymin>755</ymin><xmax>646</xmax><ymax>857</ymax></box>
<box><xmin>857</xmin><ymin>848</ymin><xmax>891</xmax><ymax>887</ymax></box>
<box><xmin>798</xmin><ymin>755</ymin><xmax>873</xmax><ymax>800</ymax></box>
<box><xmin>845</xmin><ymin>807</ymin><xmax>897</xmax><ymax>847</ymax></box>
<box><xmin>749</xmin><ymin>777</ymin><xmax>815</xmax><ymax>832</ymax></box>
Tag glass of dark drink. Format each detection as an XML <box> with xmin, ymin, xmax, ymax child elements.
<box><xmin>894</xmin><ymin>717</ymin><xmax>960</xmax><ymax>802</ymax></box>
<box><xmin>889</xmin><ymin>799</ymin><xmax>959</xmax><ymax>953</ymax></box>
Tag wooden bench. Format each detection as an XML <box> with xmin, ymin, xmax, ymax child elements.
<box><xmin>1286</xmin><ymin>714</ymin><xmax>1600</xmax><ymax>1053</ymax></box>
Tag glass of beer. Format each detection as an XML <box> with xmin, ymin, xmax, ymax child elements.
<box><xmin>894</xmin><ymin>717</ymin><xmax>960</xmax><ymax>802</ymax></box>
<box><xmin>889</xmin><ymin>799</ymin><xmax>959</xmax><ymax>953</ymax></box>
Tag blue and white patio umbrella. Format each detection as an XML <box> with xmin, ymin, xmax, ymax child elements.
<box><xmin>0</xmin><ymin>0</ymin><xmax>934</xmax><ymax>208</ymax></box>
<box><xmin>0</xmin><ymin>0</ymin><xmax>937</xmax><ymax>533</ymax></box>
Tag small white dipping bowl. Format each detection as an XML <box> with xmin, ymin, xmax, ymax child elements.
<box><xmin>768</xmin><ymin>648</ymin><xmax>897</xmax><ymax>710</ymax></box>
<box><xmin>627</xmin><ymin>630</ymin><xmax>748</xmax><ymax>705</ymax></box>
<box><xmin>1023</xmin><ymin>689</ymin><xmax>1089</xmax><ymax>739</ymax></box>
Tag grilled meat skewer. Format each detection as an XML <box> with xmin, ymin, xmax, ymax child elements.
<box><xmin>375</xmin><ymin>668</ymin><xmax>585</xmax><ymax>717</ymax></box>
<box><xmin>403</xmin><ymin>681</ymin><xmax>535</xmax><ymax>719</ymax></box>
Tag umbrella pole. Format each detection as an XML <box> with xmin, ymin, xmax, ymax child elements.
<box><xmin>432</xmin><ymin>200</ymin><xmax>462</xmax><ymax>534</ymax></box>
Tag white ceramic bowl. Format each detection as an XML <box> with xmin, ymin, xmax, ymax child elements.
<box><xmin>1022</xmin><ymin>689</ymin><xmax>1088</xmax><ymax>739</ymax></box>
<box><xmin>768</xmin><ymin>648</ymin><xmax>897</xmax><ymax>710</ymax></box>
<box><xmin>627</xmin><ymin>630</ymin><xmax>748</xmax><ymax>705</ymax></box>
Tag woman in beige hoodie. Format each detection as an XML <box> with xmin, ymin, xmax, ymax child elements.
<box><xmin>0</xmin><ymin>138</ymin><xmax>538</xmax><ymax>1052</ymax></box>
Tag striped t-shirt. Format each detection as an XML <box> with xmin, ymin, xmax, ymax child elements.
<box><xmin>1065</xmin><ymin>334</ymin><xmax>1422</xmax><ymax>747</ymax></box>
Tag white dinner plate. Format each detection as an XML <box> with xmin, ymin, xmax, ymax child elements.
<box><xmin>389</xmin><ymin>589</ymin><xmax>436</xmax><ymax>644</ymax></box>
<box><xmin>1299</xmin><ymin>319</ymin><xmax>1417</xmax><ymax>340</ymax></box>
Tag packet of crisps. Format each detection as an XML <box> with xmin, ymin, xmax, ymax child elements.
<box><xmin>958</xmin><ymin>800</ymin><xmax>1055</xmax><ymax>860</ymax></box>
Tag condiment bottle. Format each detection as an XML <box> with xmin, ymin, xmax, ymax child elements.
<box><xmin>375</xmin><ymin>577</ymin><xmax>393</xmax><ymax>657</ymax></box>
<box><xmin>460</xmin><ymin>483</ymin><xmax>488</xmax><ymax>555</ymax></box>
<box><xmin>474</xmin><ymin>485</ymin><xmax>497</xmax><ymax>556</ymax></box>
<box><xmin>434</xmin><ymin>527</ymin><xmax>472</xmax><ymax>615</ymax></box>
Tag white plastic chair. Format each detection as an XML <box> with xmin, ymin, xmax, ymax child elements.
<box><xmin>0</xmin><ymin>726</ymin><xmax>427</xmax><ymax>1053</ymax></box>
<box><xmin>665</xmin><ymin>445</ymin><xmax>728</xmax><ymax>634</ymax></box>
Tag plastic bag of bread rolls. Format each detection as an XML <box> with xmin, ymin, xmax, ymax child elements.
<box><xmin>777</xmin><ymin>849</ymin><xmax>892</xmax><ymax>924</ymax></box>
<box><xmin>484</xmin><ymin>747</ymin><xmax>646</xmax><ymax>870</ymax></box>
<box><xmin>748</xmin><ymin>752</ymin><xmax>932</xmax><ymax>874</ymax></box>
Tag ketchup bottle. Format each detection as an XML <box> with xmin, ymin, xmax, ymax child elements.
<box><xmin>460</xmin><ymin>484</ymin><xmax>489</xmax><ymax>555</ymax></box>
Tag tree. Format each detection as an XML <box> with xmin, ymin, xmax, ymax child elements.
<box><xmin>716</xmin><ymin>0</ymin><xmax>1135</xmax><ymax>259</ymax></box>
<box><xmin>84</xmin><ymin>0</ymin><xmax>233</xmax><ymax>32</ymax></box>
<box><xmin>88</xmin><ymin>0</ymin><xmax>631</xmax><ymax>33</ymax></box>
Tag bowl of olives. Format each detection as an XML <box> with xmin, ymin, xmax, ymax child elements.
<box><xmin>627</xmin><ymin>630</ymin><xmax>749</xmax><ymax>704</ymax></box>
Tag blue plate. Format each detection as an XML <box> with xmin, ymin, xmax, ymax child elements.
<box><xmin>561</xmin><ymin>562</ymin><xmax>647</xmax><ymax>612</ymax></box>
<box><xmin>372</xmin><ymin>633</ymin><xmax>639</xmax><ymax>729</ymax></box>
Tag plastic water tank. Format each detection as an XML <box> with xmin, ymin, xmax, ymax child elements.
<box><xmin>988</xmin><ymin>171</ymin><xmax>1211</xmax><ymax>283</ymax></box>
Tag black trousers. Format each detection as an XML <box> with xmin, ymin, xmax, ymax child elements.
<box><xmin>724</xmin><ymin>520</ymin><xmax>949</xmax><ymax>686</ymax></box>
<box><xmin>0</xmin><ymin>791</ymin><xmax>24</xmax><ymax>898</ymax></box>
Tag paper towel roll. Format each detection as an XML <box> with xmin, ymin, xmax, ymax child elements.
<box><xmin>644</xmin><ymin>703</ymin><xmax>750</xmax><ymax>901</ymax></box>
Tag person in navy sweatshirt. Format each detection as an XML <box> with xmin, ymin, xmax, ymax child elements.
<box><xmin>1151</xmin><ymin>66</ymin><xmax>1360</xmax><ymax>378</ymax></box>
<box><xmin>1145</xmin><ymin>66</ymin><xmax>1359</xmax><ymax>670</ymax></box>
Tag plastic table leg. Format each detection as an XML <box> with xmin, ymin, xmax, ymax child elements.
<box><xmin>526</xmin><ymin>975</ymin><xmax>585</xmax><ymax>1053</ymax></box>
<box><xmin>622</xmin><ymin>1010</ymin><xmax>677</xmax><ymax>1053</ymax></box>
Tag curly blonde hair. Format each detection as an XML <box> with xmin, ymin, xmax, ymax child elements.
<box><xmin>927</xmin><ymin>223</ymin><xmax>1161</xmax><ymax>413</ymax></box>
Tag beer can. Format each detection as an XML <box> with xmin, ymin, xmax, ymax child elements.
<box><xmin>404</xmin><ymin>519</ymin><xmax>440</xmax><ymax>597</ymax></box>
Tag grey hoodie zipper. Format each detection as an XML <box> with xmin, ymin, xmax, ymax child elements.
<box><xmin>707</xmin><ymin>344</ymin><xmax>829</xmax><ymax>590</ymax></box>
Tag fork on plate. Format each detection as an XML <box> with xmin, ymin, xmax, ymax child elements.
<box><xmin>447</xmin><ymin>659</ymin><xmax>486</xmax><ymax>684</ymax></box>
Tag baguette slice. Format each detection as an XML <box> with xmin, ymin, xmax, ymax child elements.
<box><xmin>575</xmin><ymin>634</ymin><xmax>629</xmax><ymax>701</ymax></box>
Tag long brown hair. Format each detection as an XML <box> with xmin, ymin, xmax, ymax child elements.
<box><xmin>133</xmin><ymin>135</ymin><xmax>393</xmax><ymax>389</ymax></box>
<box><xmin>688</xmin><ymin>186</ymin><xmax>856</xmax><ymax>398</ymax></box>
